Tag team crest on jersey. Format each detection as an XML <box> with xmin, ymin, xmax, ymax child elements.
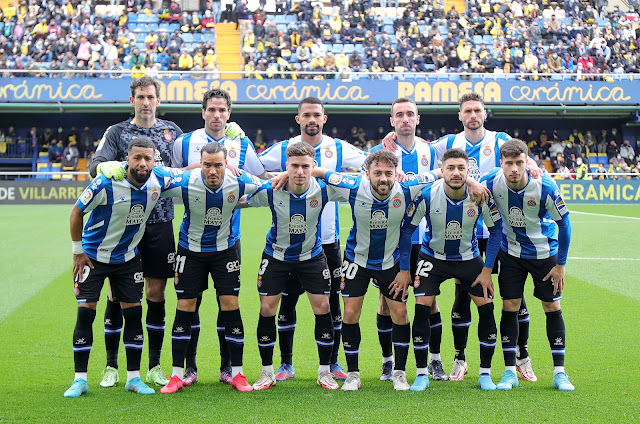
<box><xmin>328</xmin><ymin>173</ymin><xmax>342</xmax><ymax>185</ymax></box>
<box><xmin>228</xmin><ymin>148</ymin><xmax>237</xmax><ymax>158</ymax></box>
<box><xmin>204</xmin><ymin>207</ymin><xmax>223</xmax><ymax>226</ymax></box>
<box><xmin>508</xmin><ymin>207</ymin><xmax>526</xmax><ymax>227</ymax></box>
<box><xmin>467</xmin><ymin>207</ymin><xmax>476</xmax><ymax>218</ymax></box>
<box><xmin>126</xmin><ymin>204</ymin><xmax>146</xmax><ymax>225</ymax></box>
<box><xmin>444</xmin><ymin>221</ymin><xmax>463</xmax><ymax>240</ymax></box>
<box><xmin>483</xmin><ymin>146</ymin><xmax>492</xmax><ymax>157</ymax></box>
<box><xmin>151</xmin><ymin>189</ymin><xmax>159</xmax><ymax>201</ymax></box>
<box><xmin>340</xmin><ymin>279</ymin><xmax>345</xmax><ymax>290</ymax></box>
<box><xmin>370</xmin><ymin>210</ymin><xmax>388</xmax><ymax>229</ymax></box>
<box><xmin>227</xmin><ymin>193</ymin><xmax>236</xmax><ymax>203</ymax></box>
<box><xmin>527</xmin><ymin>197</ymin><xmax>537</xmax><ymax>207</ymax></box>
<box><xmin>324</xmin><ymin>147</ymin><xmax>333</xmax><ymax>158</ymax></box>
<box><xmin>392</xmin><ymin>196</ymin><xmax>402</xmax><ymax>208</ymax></box>
<box><xmin>163</xmin><ymin>129</ymin><xmax>173</xmax><ymax>141</ymax></box>
<box><xmin>468</xmin><ymin>157</ymin><xmax>480</xmax><ymax>179</ymax></box>
<box><xmin>174</xmin><ymin>273</ymin><xmax>179</xmax><ymax>285</ymax></box>
<box><xmin>257</xmin><ymin>276</ymin><xmax>262</xmax><ymax>288</ymax></box>
<box><xmin>289</xmin><ymin>214</ymin><xmax>307</xmax><ymax>234</ymax></box>
<box><xmin>74</xmin><ymin>283</ymin><xmax>79</xmax><ymax>297</ymax></box>
<box><xmin>413</xmin><ymin>277</ymin><xmax>420</xmax><ymax>288</ymax></box>
<box><xmin>80</xmin><ymin>188</ymin><xmax>93</xmax><ymax>205</ymax></box>
<box><xmin>421</xmin><ymin>155</ymin><xmax>428</xmax><ymax>167</ymax></box>
<box><xmin>309</xmin><ymin>197</ymin><xmax>319</xmax><ymax>208</ymax></box>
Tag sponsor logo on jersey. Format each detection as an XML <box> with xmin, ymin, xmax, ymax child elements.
<box><xmin>324</xmin><ymin>147</ymin><xmax>333</xmax><ymax>158</ymax></box>
<box><xmin>554</xmin><ymin>191</ymin><xmax>568</xmax><ymax>214</ymax></box>
<box><xmin>126</xmin><ymin>204</ymin><xmax>146</xmax><ymax>225</ymax></box>
<box><xmin>289</xmin><ymin>214</ymin><xmax>307</xmax><ymax>234</ymax></box>
<box><xmin>370</xmin><ymin>210</ymin><xmax>388</xmax><ymax>229</ymax></box>
<box><xmin>468</xmin><ymin>157</ymin><xmax>481</xmax><ymax>180</ymax></box>
<box><xmin>322</xmin><ymin>269</ymin><xmax>331</xmax><ymax>279</ymax></box>
<box><xmin>392</xmin><ymin>196</ymin><xmax>402</xmax><ymax>208</ymax></box>
<box><xmin>444</xmin><ymin>221</ymin><xmax>463</xmax><ymax>240</ymax></box>
<box><xmin>483</xmin><ymin>145</ymin><xmax>492</xmax><ymax>156</ymax></box>
<box><xmin>527</xmin><ymin>197</ymin><xmax>537</xmax><ymax>207</ymax></box>
<box><xmin>204</xmin><ymin>207</ymin><xmax>223</xmax><ymax>226</ymax></box>
<box><xmin>227</xmin><ymin>193</ymin><xmax>236</xmax><ymax>203</ymax></box>
<box><xmin>80</xmin><ymin>188</ymin><xmax>93</xmax><ymax>205</ymax></box>
<box><xmin>309</xmin><ymin>197</ymin><xmax>319</xmax><ymax>208</ymax></box>
<box><xmin>421</xmin><ymin>155</ymin><xmax>428</xmax><ymax>167</ymax></box>
<box><xmin>328</xmin><ymin>173</ymin><xmax>342</xmax><ymax>185</ymax></box>
<box><xmin>226</xmin><ymin>260</ymin><xmax>240</xmax><ymax>272</ymax></box>
<box><xmin>467</xmin><ymin>207</ymin><xmax>476</xmax><ymax>218</ymax></box>
<box><xmin>228</xmin><ymin>148</ymin><xmax>237</xmax><ymax>158</ymax></box>
<box><xmin>508</xmin><ymin>207</ymin><xmax>526</xmax><ymax>227</ymax></box>
<box><xmin>163</xmin><ymin>129</ymin><xmax>173</xmax><ymax>141</ymax></box>
<box><xmin>151</xmin><ymin>188</ymin><xmax>159</xmax><ymax>201</ymax></box>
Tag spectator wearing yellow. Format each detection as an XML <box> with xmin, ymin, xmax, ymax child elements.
<box><xmin>335</xmin><ymin>50</ymin><xmax>349</xmax><ymax>70</ymax></box>
<box><xmin>328</xmin><ymin>13</ymin><xmax>342</xmax><ymax>34</ymax></box>
<box><xmin>568</xmin><ymin>130</ymin><xmax>584</xmax><ymax>145</ymax></box>
<box><xmin>524</xmin><ymin>50</ymin><xmax>538</xmax><ymax>71</ymax></box>
<box><xmin>178</xmin><ymin>50</ymin><xmax>193</xmax><ymax>69</ymax></box>
<box><xmin>145</xmin><ymin>30</ymin><xmax>158</xmax><ymax>52</ymax></box>
<box><xmin>32</xmin><ymin>18</ymin><xmax>49</xmax><ymax>35</ymax></box>
<box><xmin>205</xmin><ymin>49</ymin><xmax>217</xmax><ymax>67</ymax></box>
<box><xmin>457</xmin><ymin>40</ymin><xmax>471</xmax><ymax>62</ymax></box>
<box><xmin>193</xmin><ymin>50</ymin><xmax>205</xmax><ymax>67</ymax></box>
<box><xmin>131</xmin><ymin>63</ymin><xmax>146</xmax><ymax>78</ymax></box>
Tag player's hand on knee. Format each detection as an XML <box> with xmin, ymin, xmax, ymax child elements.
<box><xmin>224</xmin><ymin>121</ymin><xmax>245</xmax><ymax>139</ymax></box>
<box><xmin>97</xmin><ymin>161</ymin><xmax>126</xmax><ymax>180</ymax></box>
<box><xmin>226</xmin><ymin>162</ymin><xmax>242</xmax><ymax>176</ymax></box>
<box><xmin>389</xmin><ymin>270</ymin><xmax>411</xmax><ymax>300</ymax></box>
<box><xmin>271</xmin><ymin>172</ymin><xmax>288</xmax><ymax>190</ymax></box>
<box><xmin>472</xmin><ymin>268</ymin><xmax>494</xmax><ymax>301</ymax></box>
<box><xmin>73</xmin><ymin>253</ymin><xmax>94</xmax><ymax>282</ymax></box>
<box><xmin>543</xmin><ymin>264</ymin><xmax>565</xmax><ymax>295</ymax></box>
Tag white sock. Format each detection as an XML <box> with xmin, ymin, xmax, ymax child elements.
<box><xmin>318</xmin><ymin>364</ymin><xmax>330</xmax><ymax>374</ymax></box>
<box><xmin>74</xmin><ymin>372</ymin><xmax>88</xmax><ymax>381</ymax></box>
<box><xmin>382</xmin><ymin>356</ymin><xmax>394</xmax><ymax>364</ymax></box>
<box><xmin>505</xmin><ymin>366</ymin><xmax>517</xmax><ymax>374</ymax></box>
<box><xmin>479</xmin><ymin>367</ymin><xmax>491</xmax><ymax>376</ymax></box>
<box><xmin>554</xmin><ymin>366</ymin><xmax>565</xmax><ymax>375</ymax></box>
<box><xmin>393</xmin><ymin>369</ymin><xmax>405</xmax><ymax>376</ymax></box>
<box><xmin>127</xmin><ymin>370</ymin><xmax>140</xmax><ymax>382</ymax></box>
<box><xmin>172</xmin><ymin>367</ymin><xmax>183</xmax><ymax>378</ymax></box>
<box><xmin>516</xmin><ymin>346</ymin><xmax>521</xmax><ymax>358</ymax></box>
<box><xmin>263</xmin><ymin>365</ymin><xmax>274</xmax><ymax>375</ymax></box>
<box><xmin>430</xmin><ymin>353</ymin><xmax>441</xmax><ymax>362</ymax></box>
<box><xmin>416</xmin><ymin>367</ymin><xmax>428</xmax><ymax>376</ymax></box>
<box><xmin>232</xmin><ymin>366</ymin><xmax>243</xmax><ymax>378</ymax></box>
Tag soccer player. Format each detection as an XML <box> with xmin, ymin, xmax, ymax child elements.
<box><xmin>397</xmin><ymin>148</ymin><xmax>501</xmax><ymax>391</ymax></box>
<box><xmin>160</xmin><ymin>142</ymin><xmax>264</xmax><ymax>394</ymax></box>
<box><xmin>257</xmin><ymin>97</ymin><xmax>367</xmax><ymax>382</ymax></box>
<box><xmin>171</xmin><ymin>89</ymin><xmax>272</xmax><ymax>386</ymax></box>
<box><xmin>370</xmin><ymin>97</ymin><xmax>444</xmax><ymax>382</ymax></box>
<box><xmin>245</xmin><ymin>142</ymin><xmax>342</xmax><ymax>391</ymax></box>
<box><xmin>65</xmin><ymin>137</ymin><xmax>181</xmax><ymax>397</ymax></box>
<box><xmin>314</xmin><ymin>150</ymin><xmax>437</xmax><ymax>391</ymax></box>
<box><xmin>89</xmin><ymin>76</ymin><xmax>182</xmax><ymax>388</ymax></box>
<box><xmin>477</xmin><ymin>138</ymin><xmax>574</xmax><ymax>392</ymax></box>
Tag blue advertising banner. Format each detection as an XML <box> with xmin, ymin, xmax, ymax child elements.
<box><xmin>0</xmin><ymin>78</ymin><xmax>638</xmax><ymax>105</ymax></box>
<box><xmin>557</xmin><ymin>180</ymin><xmax>640</xmax><ymax>204</ymax></box>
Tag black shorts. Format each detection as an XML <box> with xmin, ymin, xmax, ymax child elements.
<box><xmin>497</xmin><ymin>250</ymin><xmax>561</xmax><ymax>303</ymax></box>
<box><xmin>74</xmin><ymin>255</ymin><xmax>144</xmax><ymax>304</ymax></box>
<box><xmin>139</xmin><ymin>221</ymin><xmax>176</xmax><ymax>279</ymax></box>
<box><xmin>413</xmin><ymin>252</ymin><xmax>486</xmax><ymax>299</ymax></box>
<box><xmin>341</xmin><ymin>258</ymin><xmax>406</xmax><ymax>303</ymax></box>
<box><xmin>477</xmin><ymin>238</ymin><xmax>499</xmax><ymax>274</ymax></box>
<box><xmin>173</xmin><ymin>246</ymin><xmax>241</xmax><ymax>299</ymax></box>
<box><xmin>257</xmin><ymin>252</ymin><xmax>331</xmax><ymax>296</ymax></box>
<box><xmin>283</xmin><ymin>242</ymin><xmax>342</xmax><ymax>297</ymax></box>
<box><xmin>372</xmin><ymin>244</ymin><xmax>419</xmax><ymax>291</ymax></box>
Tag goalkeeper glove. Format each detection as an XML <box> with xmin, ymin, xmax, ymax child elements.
<box><xmin>224</xmin><ymin>121</ymin><xmax>246</xmax><ymax>139</ymax></box>
<box><xmin>97</xmin><ymin>161</ymin><xmax>126</xmax><ymax>181</ymax></box>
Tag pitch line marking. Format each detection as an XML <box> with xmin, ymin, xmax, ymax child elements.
<box><xmin>569</xmin><ymin>257</ymin><xmax>640</xmax><ymax>261</ymax></box>
<box><xmin>571</xmin><ymin>211</ymin><xmax>640</xmax><ymax>221</ymax></box>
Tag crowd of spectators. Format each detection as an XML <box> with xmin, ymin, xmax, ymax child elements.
<box><xmin>0</xmin><ymin>0</ymin><xmax>639</xmax><ymax>79</ymax></box>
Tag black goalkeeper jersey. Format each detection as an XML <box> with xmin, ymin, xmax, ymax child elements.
<box><xmin>92</xmin><ymin>118</ymin><xmax>183</xmax><ymax>224</ymax></box>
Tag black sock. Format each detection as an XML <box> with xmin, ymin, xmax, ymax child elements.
<box><xmin>315</xmin><ymin>312</ymin><xmax>334</xmax><ymax>366</ymax></box>
<box><xmin>517</xmin><ymin>296</ymin><xmax>530</xmax><ymax>360</ymax></box>
<box><xmin>342</xmin><ymin>323</ymin><xmax>360</xmax><ymax>372</ymax></box>
<box><xmin>329</xmin><ymin>291</ymin><xmax>342</xmax><ymax>364</ymax></box>
<box><xmin>376</xmin><ymin>313</ymin><xmax>393</xmax><ymax>358</ymax></box>
<box><xmin>392</xmin><ymin>322</ymin><xmax>411</xmax><ymax>371</ymax></box>
<box><xmin>278</xmin><ymin>291</ymin><xmax>299</xmax><ymax>365</ymax></box>
<box><xmin>500</xmin><ymin>310</ymin><xmax>519</xmax><ymax>367</ymax></box>
<box><xmin>413</xmin><ymin>304</ymin><xmax>431</xmax><ymax>369</ymax></box>
<box><xmin>123</xmin><ymin>305</ymin><xmax>144</xmax><ymax>373</ymax></box>
<box><xmin>145</xmin><ymin>299</ymin><xmax>165</xmax><ymax>369</ymax></box>
<box><xmin>257</xmin><ymin>314</ymin><xmax>276</xmax><ymax>367</ymax></box>
<box><xmin>171</xmin><ymin>309</ymin><xmax>194</xmax><ymax>369</ymax></box>
<box><xmin>104</xmin><ymin>298</ymin><xmax>122</xmax><ymax>369</ymax></box>
<box><xmin>477</xmin><ymin>303</ymin><xmax>497</xmax><ymax>369</ymax></box>
<box><xmin>546</xmin><ymin>309</ymin><xmax>566</xmax><ymax>367</ymax></box>
<box><xmin>429</xmin><ymin>311</ymin><xmax>442</xmax><ymax>356</ymax></box>
<box><xmin>223</xmin><ymin>309</ymin><xmax>244</xmax><ymax>367</ymax></box>
<box><xmin>216</xmin><ymin>296</ymin><xmax>230</xmax><ymax>371</ymax></box>
<box><xmin>73</xmin><ymin>307</ymin><xmax>96</xmax><ymax>373</ymax></box>
<box><xmin>452</xmin><ymin>285</ymin><xmax>472</xmax><ymax>362</ymax></box>
<box><xmin>185</xmin><ymin>295</ymin><xmax>202</xmax><ymax>371</ymax></box>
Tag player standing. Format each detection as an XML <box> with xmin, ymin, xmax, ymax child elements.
<box><xmin>65</xmin><ymin>138</ymin><xmax>180</xmax><ymax>397</ymax></box>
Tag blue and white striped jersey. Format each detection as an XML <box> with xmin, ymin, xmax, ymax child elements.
<box><xmin>481</xmin><ymin>168</ymin><xmax>570</xmax><ymax>260</ymax></box>
<box><xmin>370</xmin><ymin>139</ymin><xmax>437</xmax><ymax>245</ymax></box>
<box><xmin>324</xmin><ymin>171</ymin><xmax>436</xmax><ymax>270</ymax></box>
<box><xmin>403</xmin><ymin>179</ymin><xmax>501</xmax><ymax>262</ymax></box>
<box><xmin>433</xmin><ymin>130</ymin><xmax>510</xmax><ymax>239</ymax></box>
<box><xmin>248</xmin><ymin>177</ymin><xmax>342</xmax><ymax>262</ymax></box>
<box><xmin>171</xmin><ymin>128</ymin><xmax>266</xmax><ymax>245</ymax></box>
<box><xmin>77</xmin><ymin>167</ymin><xmax>180</xmax><ymax>264</ymax></box>
<box><xmin>259</xmin><ymin>135</ymin><xmax>367</xmax><ymax>244</ymax></box>
<box><xmin>161</xmin><ymin>170</ymin><xmax>263</xmax><ymax>253</ymax></box>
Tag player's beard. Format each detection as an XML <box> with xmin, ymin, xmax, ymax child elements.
<box><xmin>304</xmin><ymin>123</ymin><xmax>321</xmax><ymax>137</ymax></box>
<box><xmin>445</xmin><ymin>177</ymin><xmax>464</xmax><ymax>191</ymax></box>
<box><xmin>372</xmin><ymin>181</ymin><xmax>391</xmax><ymax>197</ymax></box>
<box><xmin>130</xmin><ymin>168</ymin><xmax>151</xmax><ymax>184</ymax></box>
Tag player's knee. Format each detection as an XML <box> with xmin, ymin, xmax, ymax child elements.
<box><xmin>79</xmin><ymin>303</ymin><xmax>98</xmax><ymax>311</ymax></box>
<box><xmin>541</xmin><ymin>300</ymin><xmax>561</xmax><ymax>313</ymax></box>
<box><xmin>218</xmin><ymin>295</ymin><xmax>239</xmax><ymax>311</ymax></box>
<box><xmin>177</xmin><ymin>298</ymin><xmax>198</xmax><ymax>312</ymax></box>
<box><xmin>145</xmin><ymin>278</ymin><xmax>167</xmax><ymax>301</ymax></box>
<box><xmin>502</xmin><ymin>298</ymin><xmax>521</xmax><ymax>312</ymax></box>
<box><xmin>377</xmin><ymin>297</ymin><xmax>390</xmax><ymax>315</ymax></box>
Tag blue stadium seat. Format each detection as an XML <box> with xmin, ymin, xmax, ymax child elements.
<box><xmin>551</xmin><ymin>74</ymin><xmax>563</xmax><ymax>80</ymax></box>
<box><xmin>128</xmin><ymin>13</ymin><xmax>138</xmax><ymax>22</ymax></box>
<box><xmin>159</xmin><ymin>22</ymin><xmax>170</xmax><ymax>31</ymax></box>
<box><xmin>289</xmin><ymin>53</ymin><xmax>298</xmax><ymax>63</ymax></box>
<box><xmin>169</xmin><ymin>23</ymin><xmax>180</xmax><ymax>31</ymax></box>
<box><xmin>332</xmin><ymin>44</ymin><xmax>343</xmax><ymax>53</ymax></box>
<box><xmin>424</xmin><ymin>64</ymin><xmax>436</xmax><ymax>71</ymax></box>
<box><xmin>355</xmin><ymin>44</ymin><xmax>364</xmax><ymax>55</ymax></box>
<box><xmin>192</xmin><ymin>33</ymin><xmax>203</xmax><ymax>42</ymax></box>
<box><xmin>276</xmin><ymin>23</ymin><xmax>287</xmax><ymax>32</ymax></box>
<box><xmin>482</xmin><ymin>35</ymin><xmax>493</xmax><ymax>44</ymax></box>
<box><xmin>137</xmin><ymin>14</ymin><xmax>149</xmax><ymax>23</ymax></box>
<box><xmin>38</xmin><ymin>152</ymin><xmax>48</xmax><ymax>163</ymax></box>
<box><xmin>36</xmin><ymin>163</ymin><xmax>50</xmax><ymax>180</ymax></box>
<box><xmin>147</xmin><ymin>15</ymin><xmax>159</xmax><ymax>23</ymax></box>
<box><xmin>382</xmin><ymin>17</ymin><xmax>394</xmax><ymax>25</ymax></box>
<box><xmin>448</xmin><ymin>74</ymin><xmax>460</xmax><ymax>81</ymax></box>
<box><xmin>148</xmin><ymin>23</ymin><xmax>158</xmax><ymax>31</ymax></box>
<box><xmin>473</xmin><ymin>35</ymin><xmax>483</xmax><ymax>44</ymax></box>
<box><xmin>274</xmin><ymin>15</ymin><xmax>287</xmax><ymax>24</ymax></box>
<box><xmin>344</xmin><ymin>44</ymin><xmax>355</xmax><ymax>54</ymax></box>
<box><xmin>182</xmin><ymin>33</ymin><xmax>193</xmax><ymax>42</ymax></box>
<box><xmin>203</xmin><ymin>32</ymin><xmax>215</xmax><ymax>41</ymax></box>
<box><xmin>284</xmin><ymin>15</ymin><xmax>297</xmax><ymax>23</ymax></box>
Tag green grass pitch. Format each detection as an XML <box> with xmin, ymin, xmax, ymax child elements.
<box><xmin>1</xmin><ymin>203</ymin><xmax>639</xmax><ymax>423</ymax></box>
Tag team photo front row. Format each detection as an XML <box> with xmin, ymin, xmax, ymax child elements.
<box><xmin>65</xmin><ymin>135</ymin><xmax>573</xmax><ymax>397</ymax></box>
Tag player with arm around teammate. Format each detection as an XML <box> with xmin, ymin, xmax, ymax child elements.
<box><xmin>478</xmin><ymin>138</ymin><xmax>574</xmax><ymax>392</ymax></box>
<box><xmin>397</xmin><ymin>148</ymin><xmax>502</xmax><ymax>391</ymax></box>
<box><xmin>65</xmin><ymin>137</ymin><xmax>181</xmax><ymax>397</ymax></box>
